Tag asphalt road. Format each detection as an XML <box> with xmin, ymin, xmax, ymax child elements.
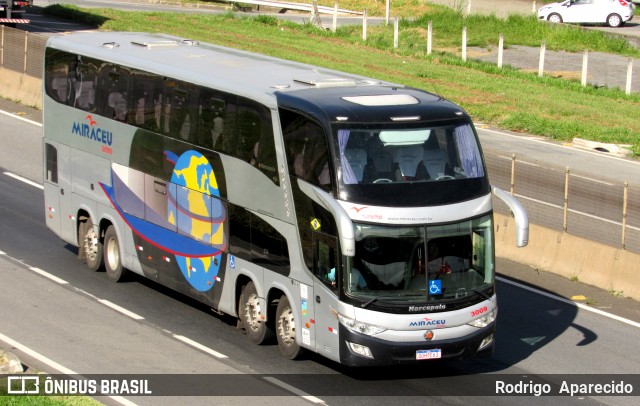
<box><xmin>1</xmin><ymin>171</ymin><xmax>640</xmax><ymax>405</ymax></box>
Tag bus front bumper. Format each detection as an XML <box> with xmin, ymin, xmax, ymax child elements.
<box><xmin>338</xmin><ymin>323</ymin><xmax>495</xmax><ymax>367</ymax></box>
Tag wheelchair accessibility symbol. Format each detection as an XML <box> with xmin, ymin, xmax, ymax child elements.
<box><xmin>429</xmin><ymin>279</ymin><xmax>442</xmax><ymax>295</ymax></box>
<box><xmin>229</xmin><ymin>255</ymin><xmax>236</xmax><ymax>269</ymax></box>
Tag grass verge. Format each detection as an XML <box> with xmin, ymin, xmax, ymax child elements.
<box><xmin>42</xmin><ymin>3</ymin><xmax>640</xmax><ymax>156</ymax></box>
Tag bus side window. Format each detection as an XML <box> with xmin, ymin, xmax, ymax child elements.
<box><xmin>45</xmin><ymin>48</ymin><xmax>72</xmax><ymax>105</ymax></box>
<box><xmin>45</xmin><ymin>143</ymin><xmax>58</xmax><ymax>184</ymax></box>
<box><xmin>197</xmin><ymin>92</ymin><xmax>226</xmax><ymax>150</ymax></box>
<box><xmin>98</xmin><ymin>66</ymin><xmax>130</xmax><ymax>122</ymax></box>
<box><xmin>281</xmin><ymin>110</ymin><xmax>331</xmax><ymax>191</ymax></box>
<box><xmin>163</xmin><ymin>80</ymin><xmax>197</xmax><ymax>143</ymax></box>
<box><xmin>130</xmin><ymin>71</ymin><xmax>163</xmax><ymax>131</ymax></box>
<box><xmin>236</xmin><ymin>102</ymin><xmax>262</xmax><ymax>162</ymax></box>
<box><xmin>72</xmin><ymin>59</ymin><xmax>98</xmax><ymax>112</ymax></box>
<box><xmin>237</xmin><ymin>99</ymin><xmax>278</xmax><ymax>185</ymax></box>
<box><xmin>44</xmin><ymin>50</ymin><xmax>97</xmax><ymax>110</ymax></box>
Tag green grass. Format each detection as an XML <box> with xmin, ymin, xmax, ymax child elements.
<box><xmin>0</xmin><ymin>378</ymin><xmax>102</xmax><ymax>405</ymax></box>
<box><xmin>0</xmin><ymin>397</ymin><xmax>100</xmax><ymax>405</ymax></box>
<box><xmin>41</xmin><ymin>3</ymin><xmax>640</xmax><ymax>156</ymax></box>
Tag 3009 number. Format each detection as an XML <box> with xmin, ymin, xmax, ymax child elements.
<box><xmin>471</xmin><ymin>306</ymin><xmax>488</xmax><ymax>317</ymax></box>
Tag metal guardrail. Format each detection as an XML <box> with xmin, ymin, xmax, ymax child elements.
<box><xmin>227</xmin><ymin>0</ymin><xmax>362</xmax><ymax>15</ymax></box>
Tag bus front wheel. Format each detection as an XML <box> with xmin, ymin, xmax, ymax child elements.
<box><xmin>104</xmin><ymin>225</ymin><xmax>126</xmax><ymax>282</ymax></box>
<box><xmin>239</xmin><ymin>282</ymin><xmax>273</xmax><ymax>344</ymax></box>
<box><xmin>276</xmin><ymin>295</ymin><xmax>303</xmax><ymax>360</ymax></box>
<box><xmin>82</xmin><ymin>218</ymin><xmax>104</xmax><ymax>272</ymax></box>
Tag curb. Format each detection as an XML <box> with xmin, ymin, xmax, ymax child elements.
<box><xmin>572</xmin><ymin>138</ymin><xmax>632</xmax><ymax>158</ymax></box>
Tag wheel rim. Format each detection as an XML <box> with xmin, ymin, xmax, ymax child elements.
<box><xmin>105</xmin><ymin>236</ymin><xmax>119</xmax><ymax>271</ymax></box>
<box><xmin>84</xmin><ymin>227</ymin><xmax>99</xmax><ymax>262</ymax></box>
<box><xmin>609</xmin><ymin>16</ymin><xmax>621</xmax><ymax>27</ymax></box>
<box><xmin>549</xmin><ymin>15</ymin><xmax>561</xmax><ymax>23</ymax></box>
<box><xmin>244</xmin><ymin>293</ymin><xmax>262</xmax><ymax>332</ymax></box>
<box><xmin>277</xmin><ymin>306</ymin><xmax>296</xmax><ymax>346</ymax></box>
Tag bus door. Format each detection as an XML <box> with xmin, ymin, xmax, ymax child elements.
<box><xmin>44</xmin><ymin>141</ymin><xmax>74</xmax><ymax>243</ymax></box>
<box><xmin>311</xmin><ymin>232</ymin><xmax>342</xmax><ymax>363</ymax></box>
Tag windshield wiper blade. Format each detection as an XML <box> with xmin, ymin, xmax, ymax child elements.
<box><xmin>471</xmin><ymin>288</ymin><xmax>492</xmax><ymax>301</ymax></box>
<box><xmin>360</xmin><ymin>294</ymin><xmax>417</xmax><ymax>308</ymax></box>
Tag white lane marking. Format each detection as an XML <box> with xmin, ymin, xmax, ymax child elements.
<box><xmin>0</xmin><ymin>332</ymin><xmax>75</xmax><ymax>374</ymax></box>
<box><xmin>498</xmin><ymin>155</ymin><xmax>614</xmax><ymax>185</ymax></box>
<box><xmin>497</xmin><ymin>155</ymin><xmax>540</xmax><ymax>167</ymax></box>
<box><xmin>172</xmin><ymin>334</ymin><xmax>228</xmax><ymax>359</ymax></box>
<box><xmin>29</xmin><ymin>267</ymin><xmax>68</xmax><ymax>285</ymax></box>
<box><xmin>4</xmin><ymin>172</ymin><xmax>44</xmax><ymax>190</ymax></box>
<box><xmin>497</xmin><ymin>276</ymin><xmax>640</xmax><ymax>329</ymax></box>
<box><xmin>72</xmin><ymin>287</ymin><xmax>101</xmax><ymax>301</ymax></box>
<box><xmin>570</xmin><ymin>173</ymin><xmax>614</xmax><ymax>186</ymax></box>
<box><xmin>97</xmin><ymin>299</ymin><xmax>145</xmax><ymax>320</ymax></box>
<box><xmin>263</xmin><ymin>376</ymin><xmax>326</xmax><ymax>404</ymax></box>
<box><xmin>514</xmin><ymin>193</ymin><xmax>640</xmax><ymax>231</ymax></box>
<box><xmin>0</xmin><ymin>332</ymin><xmax>137</xmax><ymax>406</ymax></box>
<box><xmin>0</xmin><ymin>252</ymin><xmax>68</xmax><ymax>285</ymax></box>
<box><xmin>3</xmin><ymin>250</ymin><xmax>231</xmax><ymax>365</ymax></box>
<box><xmin>0</xmin><ymin>109</ymin><xmax>42</xmax><ymax>127</ymax></box>
<box><xmin>480</xmin><ymin>126</ymin><xmax>640</xmax><ymax>166</ymax></box>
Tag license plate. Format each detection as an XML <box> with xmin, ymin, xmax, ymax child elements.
<box><xmin>416</xmin><ymin>349</ymin><xmax>441</xmax><ymax>360</ymax></box>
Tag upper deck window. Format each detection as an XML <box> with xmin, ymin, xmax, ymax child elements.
<box><xmin>281</xmin><ymin>110</ymin><xmax>332</xmax><ymax>191</ymax></box>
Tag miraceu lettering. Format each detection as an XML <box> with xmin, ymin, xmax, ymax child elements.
<box><xmin>410</xmin><ymin>318</ymin><xmax>446</xmax><ymax>327</ymax></box>
<box><xmin>72</xmin><ymin>115</ymin><xmax>113</xmax><ymax>147</ymax></box>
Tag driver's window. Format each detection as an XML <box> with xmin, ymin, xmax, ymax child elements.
<box><xmin>314</xmin><ymin>233</ymin><xmax>338</xmax><ymax>293</ymax></box>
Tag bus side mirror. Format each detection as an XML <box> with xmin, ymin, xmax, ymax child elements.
<box><xmin>492</xmin><ymin>186</ymin><xmax>529</xmax><ymax>247</ymax></box>
<box><xmin>297</xmin><ymin>179</ymin><xmax>355</xmax><ymax>257</ymax></box>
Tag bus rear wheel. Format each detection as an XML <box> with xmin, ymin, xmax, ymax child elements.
<box><xmin>104</xmin><ymin>225</ymin><xmax>126</xmax><ymax>282</ymax></box>
<box><xmin>239</xmin><ymin>282</ymin><xmax>273</xmax><ymax>344</ymax></box>
<box><xmin>82</xmin><ymin>218</ymin><xmax>104</xmax><ymax>272</ymax></box>
<box><xmin>276</xmin><ymin>295</ymin><xmax>303</xmax><ymax>360</ymax></box>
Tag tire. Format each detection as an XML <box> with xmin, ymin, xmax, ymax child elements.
<box><xmin>104</xmin><ymin>225</ymin><xmax>126</xmax><ymax>282</ymax></box>
<box><xmin>607</xmin><ymin>14</ymin><xmax>622</xmax><ymax>28</ymax></box>
<box><xmin>239</xmin><ymin>282</ymin><xmax>273</xmax><ymax>344</ymax></box>
<box><xmin>547</xmin><ymin>13</ymin><xmax>563</xmax><ymax>24</ymax></box>
<box><xmin>275</xmin><ymin>295</ymin><xmax>303</xmax><ymax>360</ymax></box>
<box><xmin>77</xmin><ymin>220</ymin><xmax>87</xmax><ymax>260</ymax></box>
<box><xmin>82</xmin><ymin>218</ymin><xmax>104</xmax><ymax>272</ymax></box>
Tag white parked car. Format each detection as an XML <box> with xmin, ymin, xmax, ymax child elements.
<box><xmin>538</xmin><ymin>0</ymin><xmax>634</xmax><ymax>27</ymax></box>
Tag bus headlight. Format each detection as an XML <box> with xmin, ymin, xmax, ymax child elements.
<box><xmin>336</xmin><ymin>312</ymin><xmax>386</xmax><ymax>336</ymax></box>
<box><xmin>346</xmin><ymin>342</ymin><xmax>374</xmax><ymax>358</ymax></box>
<box><xmin>467</xmin><ymin>311</ymin><xmax>496</xmax><ymax>328</ymax></box>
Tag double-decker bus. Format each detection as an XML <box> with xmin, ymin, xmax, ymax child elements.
<box><xmin>43</xmin><ymin>31</ymin><xmax>528</xmax><ymax>366</ymax></box>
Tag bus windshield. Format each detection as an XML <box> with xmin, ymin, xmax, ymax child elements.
<box><xmin>345</xmin><ymin>214</ymin><xmax>494</xmax><ymax>303</ymax></box>
<box><xmin>336</xmin><ymin>123</ymin><xmax>484</xmax><ymax>185</ymax></box>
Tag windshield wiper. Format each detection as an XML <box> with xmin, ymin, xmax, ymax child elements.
<box><xmin>471</xmin><ymin>287</ymin><xmax>492</xmax><ymax>301</ymax></box>
<box><xmin>360</xmin><ymin>294</ymin><xmax>418</xmax><ymax>308</ymax></box>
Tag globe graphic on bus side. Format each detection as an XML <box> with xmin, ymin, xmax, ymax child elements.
<box><xmin>168</xmin><ymin>150</ymin><xmax>225</xmax><ymax>292</ymax></box>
